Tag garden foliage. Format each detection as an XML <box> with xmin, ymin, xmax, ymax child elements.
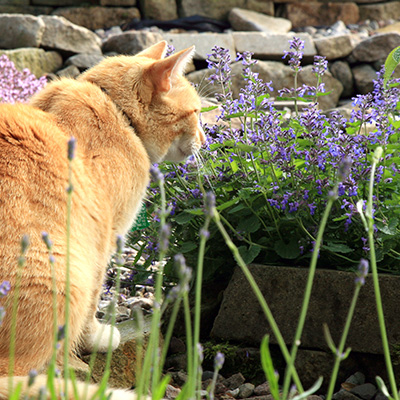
<box><xmin>129</xmin><ymin>37</ymin><xmax>400</xmax><ymax>283</ymax></box>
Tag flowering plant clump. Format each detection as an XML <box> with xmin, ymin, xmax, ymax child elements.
<box><xmin>129</xmin><ymin>38</ymin><xmax>400</xmax><ymax>282</ymax></box>
<box><xmin>0</xmin><ymin>54</ymin><xmax>47</xmax><ymax>103</ymax></box>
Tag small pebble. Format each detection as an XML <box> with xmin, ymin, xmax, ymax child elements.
<box><xmin>238</xmin><ymin>383</ymin><xmax>255</xmax><ymax>399</ymax></box>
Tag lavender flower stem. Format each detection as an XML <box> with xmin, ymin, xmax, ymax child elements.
<box><xmin>282</xmin><ymin>184</ymin><xmax>337</xmax><ymax>399</ymax></box>
<box><xmin>366</xmin><ymin>148</ymin><xmax>398</xmax><ymax>400</ymax></box>
<box><xmin>212</xmin><ymin>208</ymin><xmax>304</xmax><ymax>393</ymax></box>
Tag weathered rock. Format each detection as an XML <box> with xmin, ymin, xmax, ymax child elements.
<box><xmin>102</xmin><ymin>31</ymin><xmax>163</xmax><ymax>55</ymax></box>
<box><xmin>346</xmin><ymin>371</ymin><xmax>366</xmax><ymax>385</ymax></box>
<box><xmin>353</xmin><ymin>64</ymin><xmax>377</xmax><ymax>94</ymax></box>
<box><xmin>228</xmin><ymin>8</ymin><xmax>290</xmax><ymax>33</ymax></box>
<box><xmin>333</xmin><ymin>390</ymin><xmax>363</xmax><ymax>400</ymax></box>
<box><xmin>165</xmin><ymin>384</ymin><xmax>181</xmax><ymax>400</ymax></box>
<box><xmin>138</xmin><ymin>0</ymin><xmax>178</xmax><ymax>20</ymax></box>
<box><xmin>100</xmin><ymin>0</ymin><xmax>136</xmax><ymax>5</ymax></box>
<box><xmin>285</xmin><ymin>2</ymin><xmax>359</xmax><ymax>28</ymax></box>
<box><xmin>238</xmin><ymin>383</ymin><xmax>255</xmax><ymax>399</ymax></box>
<box><xmin>52</xmin><ymin>6</ymin><xmax>140</xmax><ymax>31</ymax></box>
<box><xmin>223</xmin><ymin>373</ymin><xmax>245</xmax><ymax>390</ymax></box>
<box><xmin>314</xmin><ymin>34</ymin><xmax>359</xmax><ymax>61</ymax></box>
<box><xmin>350</xmin><ymin>383</ymin><xmax>377</xmax><ymax>400</ymax></box>
<box><xmin>32</xmin><ymin>0</ymin><xmax>82</xmax><ymax>5</ymax></box>
<box><xmin>0</xmin><ymin>14</ymin><xmax>45</xmax><ymax>49</ymax></box>
<box><xmin>329</xmin><ymin>61</ymin><xmax>354</xmax><ymax>99</ymax></box>
<box><xmin>0</xmin><ymin>5</ymin><xmax>52</xmax><ymax>15</ymax></box>
<box><xmin>352</xmin><ymin>33</ymin><xmax>400</xmax><ymax>63</ymax></box>
<box><xmin>40</xmin><ymin>15</ymin><xmax>102</xmax><ymax>54</ymax></box>
<box><xmin>359</xmin><ymin>1</ymin><xmax>400</xmax><ymax>22</ymax></box>
<box><xmin>65</xmin><ymin>53</ymin><xmax>105</xmax><ymax>71</ymax></box>
<box><xmin>163</xmin><ymin>33</ymin><xmax>235</xmax><ymax>61</ymax></box>
<box><xmin>0</xmin><ymin>47</ymin><xmax>62</xmax><ymax>78</ymax></box>
<box><xmin>178</xmin><ymin>0</ymin><xmax>273</xmax><ymax>20</ymax></box>
<box><xmin>254</xmin><ymin>382</ymin><xmax>271</xmax><ymax>396</ymax></box>
<box><xmin>56</xmin><ymin>64</ymin><xmax>80</xmax><ymax>78</ymax></box>
<box><xmin>375</xmin><ymin>21</ymin><xmax>400</xmax><ymax>35</ymax></box>
<box><xmin>211</xmin><ymin>265</ymin><xmax>400</xmax><ymax>354</ymax></box>
<box><xmin>233</xmin><ymin>32</ymin><xmax>316</xmax><ymax>60</ymax></box>
<box><xmin>286</xmin><ymin>1</ymin><xmax>360</xmax><ymax>28</ymax></box>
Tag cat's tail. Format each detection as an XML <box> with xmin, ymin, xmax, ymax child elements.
<box><xmin>0</xmin><ymin>375</ymin><xmax>137</xmax><ymax>400</ymax></box>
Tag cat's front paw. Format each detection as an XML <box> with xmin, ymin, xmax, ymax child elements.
<box><xmin>83</xmin><ymin>323</ymin><xmax>121</xmax><ymax>354</ymax></box>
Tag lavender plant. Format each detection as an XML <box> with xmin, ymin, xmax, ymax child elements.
<box><xmin>0</xmin><ymin>55</ymin><xmax>46</xmax><ymax>103</ymax></box>
<box><xmin>129</xmin><ymin>38</ymin><xmax>400</xmax><ymax>284</ymax></box>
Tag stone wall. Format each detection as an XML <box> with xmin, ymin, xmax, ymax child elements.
<box><xmin>1</xmin><ymin>0</ymin><xmax>400</xmax><ymax>30</ymax></box>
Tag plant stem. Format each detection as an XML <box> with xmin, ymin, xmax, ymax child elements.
<box><xmin>282</xmin><ymin>186</ymin><xmax>337</xmax><ymax>398</ymax></box>
<box><xmin>325</xmin><ymin>284</ymin><xmax>361</xmax><ymax>400</ymax></box>
<box><xmin>366</xmin><ymin>149</ymin><xmax>398</xmax><ymax>400</ymax></box>
<box><xmin>212</xmin><ymin>210</ymin><xmax>304</xmax><ymax>393</ymax></box>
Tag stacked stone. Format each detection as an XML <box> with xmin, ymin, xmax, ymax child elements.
<box><xmin>0</xmin><ymin>2</ymin><xmax>400</xmax><ymax>111</ymax></box>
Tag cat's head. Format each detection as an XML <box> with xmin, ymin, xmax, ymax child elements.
<box><xmin>79</xmin><ymin>41</ymin><xmax>205</xmax><ymax>163</ymax></box>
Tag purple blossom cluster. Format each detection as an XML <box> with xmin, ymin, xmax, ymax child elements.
<box><xmin>131</xmin><ymin>37</ymin><xmax>400</xmax><ymax>276</ymax></box>
<box><xmin>0</xmin><ymin>55</ymin><xmax>46</xmax><ymax>103</ymax></box>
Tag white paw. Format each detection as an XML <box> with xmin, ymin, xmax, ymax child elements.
<box><xmin>107</xmin><ymin>389</ymin><xmax>147</xmax><ymax>400</ymax></box>
<box><xmin>85</xmin><ymin>324</ymin><xmax>121</xmax><ymax>353</ymax></box>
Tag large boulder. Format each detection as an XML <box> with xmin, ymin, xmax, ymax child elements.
<box><xmin>233</xmin><ymin>32</ymin><xmax>316</xmax><ymax>61</ymax></box>
<box><xmin>211</xmin><ymin>264</ymin><xmax>400</xmax><ymax>354</ymax></box>
<box><xmin>40</xmin><ymin>15</ymin><xmax>102</xmax><ymax>54</ymax></box>
<box><xmin>102</xmin><ymin>31</ymin><xmax>164</xmax><ymax>55</ymax></box>
<box><xmin>313</xmin><ymin>34</ymin><xmax>360</xmax><ymax>61</ymax></box>
<box><xmin>162</xmin><ymin>32</ymin><xmax>235</xmax><ymax>61</ymax></box>
<box><xmin>228</xmin><ymin>8</ymin><xmax>289</xmax><ymax>32</ymax></box>
<box><xmin>286</xmin><ymin>2</ymin><xmax>359</xmax><ymax>28</ymax></box>
<box><xmin>178</xmin><ymin>0</ymin><xmax>273</xmax><ymax>21</ymax></box>
<box><xmin>0</xmin><ymin>14</ymin><xmax>45</xmax><ymax>49</ymax></box>
<box><xmin>351</xmin><ymin>33</ymin><xmax>400</xmax><ymax>63</ymax></box>
<box><xmin>0</xmin><ymin>48</ymin><xmax>62</xmax><ymax>78</ymax></box>
<box><xmin>52</xmin><ymin>6</ymin><xmax>141</xmax><ymax>31</ymax></box>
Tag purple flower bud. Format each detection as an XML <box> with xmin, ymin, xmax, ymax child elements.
<box><xmin>0</xmin><ymin>281</ymin><xmax>11</xmax><ymax>298</ymax></box>
<box><xmin>67</xmin><ymin>137</ymin><xmax>76</xmax><ymax>161</ymax></box>
<box><xmin>150</xmin><ymin>165</ymin><xmax>164</xmax><ymax>185</ymax></box>
<box><xmin>159</xmin><ymin>223</ymin><xmax>171</xmax><ymax>253</ymax></box>
<box><xmin>41</xmin><ymin>231</ymin><xmax>53</xmax><ymax>250</ymax></box>
<box><xmin>214</xmin><ymin>352</ymin><xmax>225</xmax><ymax>370</ymax></box>
<box><xmin>28</xmin><ymin>369</ymin><xmax>38</xmax><ymax>387</ymax></box>
<box><xmin>116</xmin><ymin>235</ymin><xmax>124</xmax><ymax>254</ymax></box>
<box><xmin>204</xmin><ymin>192</ymin><xmax>216</xmax><ymax>218</ymax></box>
<box><xmin>197</xmin><ymin>343</ymin><xmax>204</xmax><ymax>363</ymax></box>
<box><xmin>21</xmin><ymin>234</ymin><xmax>29</xmax><ymax>255</ymax></box>
<box><xmin>355</xmin><ymin>258</ymin><xmax>369</xmax><ymax>286</ymax></box>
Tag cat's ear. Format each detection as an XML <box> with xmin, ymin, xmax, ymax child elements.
<box><xmin>136</xmin><ymin>41</ymin><xmax>168</xmax><ymax>60</ymax></box>
<box><xmin>148</xmin><ymin>46</ymin><xmax>195</xmax><ymax>93</ymax></box>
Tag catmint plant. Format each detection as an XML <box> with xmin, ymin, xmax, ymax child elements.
<box><xmin>0</xmin><ymin>55</ymin><xmax>46</xmax><ymax>103</ymax></box>
<box><xmin>128</xmin><ymin>37</ymin><xmax>400</xmax><ymax>288</ymax></box>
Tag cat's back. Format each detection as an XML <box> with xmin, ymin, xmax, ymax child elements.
<box><xmin>0</xmin><ymin>103</ymin><xmax>70</xmax><ymax>248</ymax></box>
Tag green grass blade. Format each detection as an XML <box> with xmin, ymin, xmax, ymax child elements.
<box><xmin>384</xmin><ymin>46</ymin><xmax>400</xmax><ymax>88</ymax></box>
<box><xmin>260</xmin><ymin>335</ymin><xmax>280</xmax><ymax>400</ymax></box>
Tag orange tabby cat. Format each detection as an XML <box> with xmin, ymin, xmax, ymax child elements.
<box><xmin>0</xmin><ymin>41</ymin><xmax>205</xmax><ymax>399</ymax></box>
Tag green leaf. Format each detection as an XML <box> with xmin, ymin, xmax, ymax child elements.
<box><xmin>217</xmin><ymin>198</ymin><xmax>239</xmax><ymax>212</ymax></box>
<box><xmin>260</xmin><ymin>336</ymin><xmax>281</xmax><ymax>400</ymax></box>
<box><xmin>180</xmin><ymin>241</ymin><xmax>198</xmax><ymax>253</ymax></box>
<box><xmin>324</xmin><ymin>242</ymin><xmax>353</xmax><ymax>254</ymax></box>
<box><xmin>238</xmin><ymin>245</ymin><xmax>261</xmax><ymax>264</ymax></box>
<box><xmin>201</xmin><ymin>105</ymin><xmax>219</xmax><ymax>113</ymax></box>
<box><xmin>376</xmin><ymin>218</ymin><xmax>398</xmax><ymax>235</ymax></box>
<box><xmin>384</xmin><ymin>46</ymin><xmax>400</xmax><ymax>88</ymax></box>
<box><xmin>292</xmin><ymin>377</ymin><xmax>323</xmax><ymax>400</ymax></box>
<box><xmin>274</xmin><ymin>239</ymin><xmax>301</xmax><ymax>259</ymax></box>
<box><xmin>152</xmin><ymin>375</ymin><xmax>171</xmax><ymax>400</ymax></box>
<box><xmin>237</xmin><ymin>214</ymin><xmax>261</xmax><ymax>234</ymax></box>
<box><xmin>174</xmin><ymin>212</ymin><xmax>196</xmax><ymax>225</ymax></box>
<box><xmin>376</xmin><ymin>376</ymin><xmax>393</xmax><ymax>400</ymax></box>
